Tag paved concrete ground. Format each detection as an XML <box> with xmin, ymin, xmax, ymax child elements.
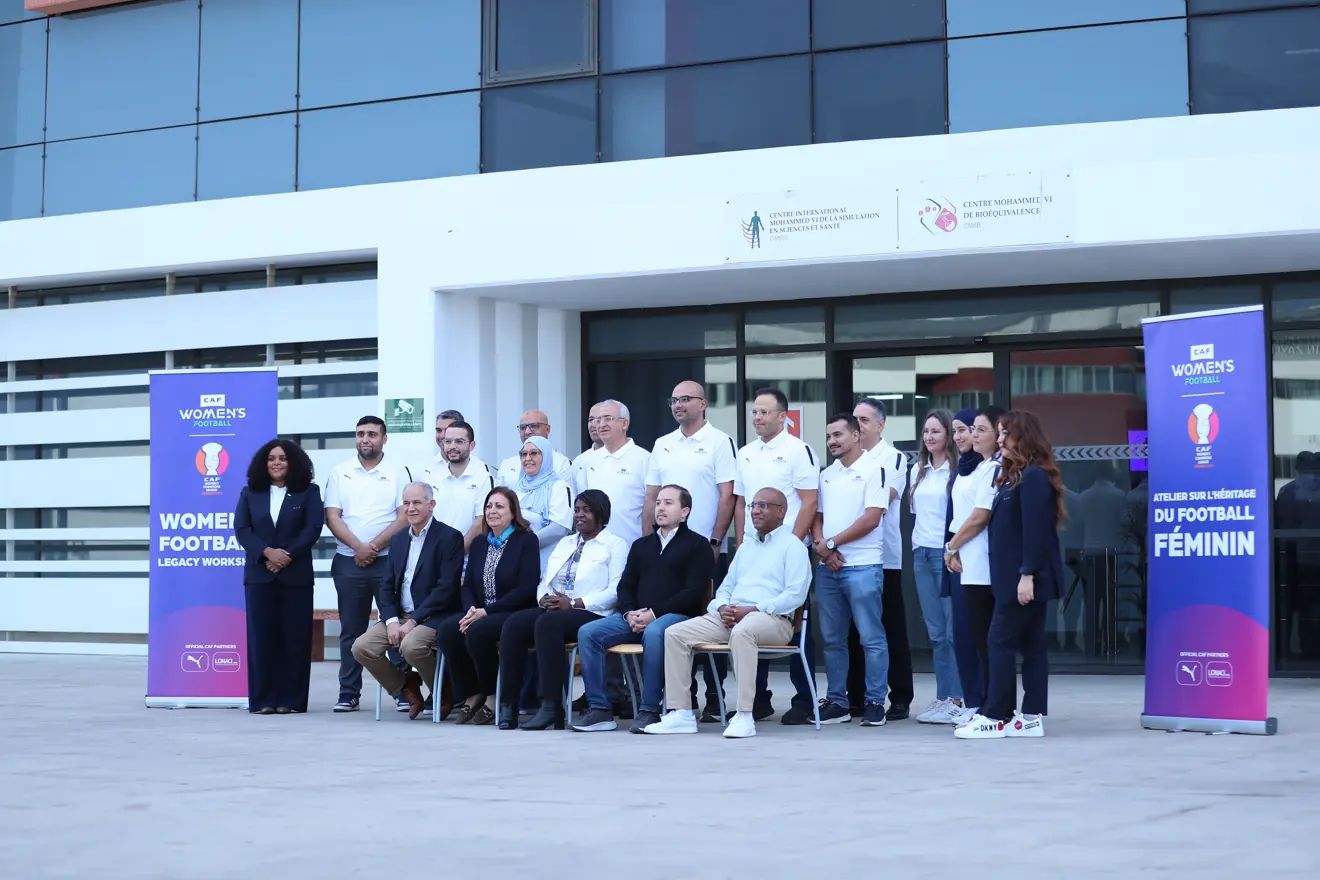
<box><xmin>1</xmin><ymin>656</ymin><xmax>1317</xmax><ymax>879</ymax></box>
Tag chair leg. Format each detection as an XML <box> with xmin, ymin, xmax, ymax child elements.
<box><xmin>374</xmin><ymin>682</ymin><xmax>382</xmax><ymax>721</ymax></box>
<box><xmin>432</xmin><ymin>653</ymin><xmax>445</xmax><ymax>725</ymax></box>
<box><xmin>622</xmin><ymin>655</ymin><xmax>639</xmax><ymax>719</ymax></box>
<box><xmin>800</xmin><ymin>649</ymin><xmax>821</xmax><ymax>731</ymax></box>
<box><xmin>494</xmin><ymin>671</ymin><xmax>502</xmax><ymax>724</ymax></box>
<box><xmin>706</xmin><ymin>653</ymin><xmax>726</xmax><ymax>727</ymax></box>
<box><xmin>564</xmin><ymin>647</ymin><xmax>578</xmax><ymax>721</ymax></box>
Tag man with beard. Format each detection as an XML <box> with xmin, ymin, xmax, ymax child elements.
<box><xmin>424</xmin><ymin>419</ymin><xmax>494</xmax><ymax>553</ymax></box>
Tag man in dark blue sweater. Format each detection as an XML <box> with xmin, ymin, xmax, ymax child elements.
<box><xmin>572</xmin><ymin>484</ymin><xmax>715</xmax><ymax>732</ymax></box>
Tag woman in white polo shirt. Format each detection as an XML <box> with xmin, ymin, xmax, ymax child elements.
<box><xmin>945</xmin><ymin>405</ymin><xmax>1004</xmax><ymax>723</ymax></box>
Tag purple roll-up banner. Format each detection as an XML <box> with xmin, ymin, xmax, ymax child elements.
<box><xmin>1140</xmin><ymin>307</ymin><xmax>1277</xmax><ymax>735</ymax></box>
<box><xmin>145</xmin><ymin>369</ymin><xmax>278</xmax><ymax>708</ymax></box>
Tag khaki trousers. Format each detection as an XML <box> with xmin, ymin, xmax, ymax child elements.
<box><xmin>664</xmin><ymin>611</ymin><xmax>794</xmax><ymax>712</ymax></box>
<box><xmin>351</xmin><ymin>618</ymin><xmax>438</xmax><ymax>695</ymax></box>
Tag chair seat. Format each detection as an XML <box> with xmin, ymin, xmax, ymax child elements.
<box><xmin>695</xmin><ymin>643</ymin><xmax>795</xmax><ymax>652</ymax></box>
<box><xmin>607</xmin><ymin>644</ymin><xmax>644</xmax><ymax>655</ymax></box>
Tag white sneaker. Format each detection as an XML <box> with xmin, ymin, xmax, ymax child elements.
<box><xmin>951</xmin><ymin>704</ymin><xmax>979</xmax><ymax>726</ymax></box>
<box><xmin>918</xmin><ymin>699</ymin><xmax>966</xmax><ymax>725</ymax></box>
<box><xmin>642</xmin><ymin>709</ymin><xmax>698</xmax><ymax>735</ymax></box>
<box><xmin>914</xmin><ymin>698</ymin><xmax>947</xmax><ymax>723</ymax></box>
<box><xmin>1005</xmin><ymin>712</ymin><xmax>1044</xmax><ymax>738</ymax></box>
<box><xmin>723</xmin><ymin>711</ymin><xmax>756</xmax><ymax>738</ymax></box>
<box><xmin>953</xmin><ymin>714</ymin><xmax>1006</xmax><ymax>739</ymax></box>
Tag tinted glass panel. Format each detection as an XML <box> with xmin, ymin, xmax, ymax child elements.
<box><xmin>587</xmin><ymin>312</ymin><xmax>736</xmax><ymax>355</ymax></box>
<box><xmin>1272</xmin><ymin>281</ymin><xmax>1320</xmax><ymax>325</ymax></box>
<box><xmin>299</xmin><ymin>0</ymin><xmax>480</xmax><ymax>108</ymax></box>
<box><xmin>45</xmin><ymin>127</ymin><xmax>196</xmax><ymax>216</ymax></box>
<box><xmin>814</xmin><ymin>43</ymin><xmax>946</xmax><ymax>143</ymax></box>
<box><xmin>746</xmin><ymin>307</ymin><xmax>825</xmax><ymax>346</ymax></box>
<box><xmin>1191</xmin><ymin>0</ymin><xmax>1318</xmax><ymax>12</ymax></box>
<box><xmin>1190</xmin><ymin>9</ymin><xmax>1320</xmax><ymax>115</ymax></box>
<box><xmin>949</xmin><ymin>20</ymin><xmax>1189</xmax><ymax>134</ymax></box>
<box><xmin>0</xmin><ymin>1</ymin><xmax>41</xmax><ymax>24</ymax></box>
<box><xmin>199</xmin><ymin>0</ymin><xmax>297</xmax><ymax>121</ymax></box>
<box><xmin>491</xmin><ymin>0</ymin><xmax>592</xmax><ymax>76</ymax></box>
<box><xmin>745</xmin><ymin>351</ymin><xmax>827</xmax><ymax>449</ymax></box>
<box><xmin>0</xmin><ymin>144</ymin><xmax>42</xmax><ymax>221</ymax></box>
<box><xmin>836</xmin><ymin>291</ymin><xmax>1160</xmax><ymax>342</ymax></box>
<box><xmin>588</xmin><ymin>356</ymin><xmax>737</xmax><ymax>449</ymax></box>
<box><xmin>46</xmin><ymin>0</ymin><xmax>200</xmax><ymax>140</ymax></box>
<box><xmin>601</xmin><ymin>0</ymin><xmax>809</xmax><ymax>71</ymax></box>
<box><xmin>298</xmin><ymin>94</ymin><xmax>479</xmax><ymax>191</ymax></box>
<box><xmin>947</xmin><ymin>0</ymin><xmax>1186</xmax><ymax>37</ymax></box>
<box><xmin>482</xmin><ymin>78</ymin><xmax>597</xmax><ymax>172</ymax></box>
<box><xmin>1169</xmin><ymin>284</ymin><xmax>1263</xmax><ymax>314</ymax></box>
<box><xmin>0</xmin><ymin>19</ymin><xmax>47</xmax><ymax>149</ymax></box>
<box><xmin>812</xmin><ymin>0</ymin><xmax>944</xmax><ymax>51</ymax></box>
<box><xmin>197</xmin><ymin>114</ymin><xmax>295</xmax><ymax>201</ymax></box>
<box><xmin>602</xmin><ymin>56</ymin><xmax>810</xmax><ymax>162</ymax></box>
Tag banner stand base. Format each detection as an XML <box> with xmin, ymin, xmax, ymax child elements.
<box><xmin>1142</xmin><ymin>714</ymin><xmax>1278</xmax><ymax>736</ymax></box>
<box><xmin>146</xmin><ymin>697</ymin><xmax>249</xmax><ymax>709</ymax></box>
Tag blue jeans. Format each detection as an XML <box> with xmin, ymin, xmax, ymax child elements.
<box><xmin>577</xmin><ymin>612</ymin><xmax>689</xmax><ymax>714</ymax></box>
<box><xmin>816</xmin><ymin>564</ymin><xmax>888</xmax><ymax>706</ymax></box>
<box><xmin>912</xmin><ymin>546</ymin><xmax>962</xmax><ymax>700</ymax></box>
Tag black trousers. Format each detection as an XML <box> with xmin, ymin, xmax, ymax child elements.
<box><xmin>434</xmin><ymin>609</ymin><xmax>514</xmax><ymax>701</ymax></box>
<box><xmin>964</xmin><ymin>584</ymin><xmax>995</xmax><ymax>709</ymax></box>
<box><xmin>982</xmin><ymin>599</ymin><xmax>1050</xmax><ymax>721</ymax></box>
<box><xmin>330</xmin><ymin>554</ymin><xmax>391</xmax><ymax>699</ymax></box>
<box><xmin>847</xmin><ymin>568</ymin><xmax>914</xmax><ymax>708</ymax></box>
<box><xmin>499</xmin><ymin>607</ymin><xmax>601</xmax><ymax>710</ymax></box>
<box><xmin>245</xmin><ymin>582</ymin><xmax>313</xmax><ymax>713</ymax></box>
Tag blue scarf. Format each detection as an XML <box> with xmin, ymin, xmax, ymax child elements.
<box><xmin>517</xmin><ymin>436</ymin><xmax>559</xmax><ymax>520</ymax></box>
<box><xmin>487</xmin><ymin>525</ymin><xmax>515</xmax><ymax>548</ymax></box>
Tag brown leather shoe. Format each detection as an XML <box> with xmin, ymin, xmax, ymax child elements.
<box><xmin>401</xmin><ymin>670</ymin><xmax>425</xmax><ymax>720</ymax></box>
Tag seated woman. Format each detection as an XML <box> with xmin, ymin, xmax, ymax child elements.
<box><xmin>515</xmin><ymin>435</ymin><xmax>574</xmax><ymax>571</ymax></box>
<box><xmin>434</xmin><ymin>487</ymin><xmax>540</xmax><ymax>726</ymax></box>
<box><xmin>497</xmin><ymin>489</ymin><xmax>629</xmax><ymax>731</ymax></box>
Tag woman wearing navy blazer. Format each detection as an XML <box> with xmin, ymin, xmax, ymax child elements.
<box><xmin>234</xmin><ymin>439</ymin><xmax>325</xmax><ymax>715</ymax></box>
<box><xmin>956</xmin><ymin>411</ymin><xmax>1065</xmax><ymax>740</ymax></box>
<box><xmin>434</xmin><ymin>486</ymin><xmax>541</xmax><ymax>726</ymax></box>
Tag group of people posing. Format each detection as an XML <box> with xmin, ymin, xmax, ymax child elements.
<box><xmin>232</xmin><ymin>381</ymin><xmax>1067</xmax><ymax>741</ymax></box>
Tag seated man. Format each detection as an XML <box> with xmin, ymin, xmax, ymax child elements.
<box><xmin>351</xmin><ymin>482</ymin><xmax>464</xmax><ymax>720</ymax></box>
<box><xmin>642</xmin><ymin>487</ymin><xmax>811</xmax><ymax>739</ymax></box>
<box><xmin>571</xmin><ymin>484</ymin><xmax>714</xmax><ymax>733</ymax></box>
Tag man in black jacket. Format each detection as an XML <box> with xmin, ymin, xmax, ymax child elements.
<box><xmin>351</xmin><ymin>482</ymin><xmax>464</xmax><ymax>720</ymax></box>
<box><xmin>571</xmin><ymin>484</ymin><xmax>715</xmax><ymax>733</ymax></box>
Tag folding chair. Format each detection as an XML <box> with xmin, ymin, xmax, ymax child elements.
<box><xmin>374</xmin><ymin>647</ymin><xmax>446</xmax><ymax>723</ymax></box>
<box><xmin>694</xmin><ymin>603</ymin><xmax>820</xmax><ymax>730</ymax></box>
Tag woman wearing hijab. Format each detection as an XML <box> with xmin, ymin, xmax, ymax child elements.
<box><xmin>943</xmin><ymin>405</ymin><xmax>1003</xmax><ymax>724</ymax></box>
<box><xmin>515</xmin><ymin>435</ymin><xmax>574</xmax><ymax>570</ymax></box>
<box><xmin>956</xmin><ymin>410</ymin><xmax>1066</xmax><ymax>740</ymax></box>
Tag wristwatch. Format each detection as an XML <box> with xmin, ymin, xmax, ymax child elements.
<box><xmin>825</xmin><ymin>538</ymin><xmax>836</xmax><ymax>551</ymax></box>
<box><xmin>710</xmin><ymin>537</ymin><xmax>721</xmax><ymax>548</ymax></box>
<box><xmin>944</xmin><ymin>542</ymin><xmax>956</xmax><ymax>555</ymax></box>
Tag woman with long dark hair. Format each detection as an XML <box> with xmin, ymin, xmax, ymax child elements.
<box><xmin>233</xmin><ymin>439</ymin><xmax>324</xmax><ymax>714</ymax></box>
<box><xmin>956</xmin><ymin>410</ymin><xmax>1066</xmax><ymax>740</ymax></box>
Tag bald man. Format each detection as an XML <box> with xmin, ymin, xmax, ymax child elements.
<box><xmin>643</xmin><ymin>488</ymin><xmax>811</xmax><ymax>739</ymax></box>
<box><xmin>496</xmin><ymin>409</ymin><xmax>573</xmax><ymax>489</ymax></box>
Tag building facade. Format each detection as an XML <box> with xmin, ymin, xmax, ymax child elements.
<box><xmin>2</xmin><ymin>1</ymin><xmax>1320</xmax><ymax>674</ymax></box>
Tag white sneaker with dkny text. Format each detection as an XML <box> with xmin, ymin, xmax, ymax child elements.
<box><xmin>953</xmin><ymin>714</ymin><xmax>1006</xmax><ymax>739</ymax></box>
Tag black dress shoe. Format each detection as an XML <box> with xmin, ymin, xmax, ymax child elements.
<box><xmin>520</xmin><ymin>701</ymin><xmax>566</xmax><ymax>731</ymax></box>
<box><xmin>274</xmin><ymin>707</ymin><xmax>291</xmax><ymax>715</ymax></box>
<box><xmin>255</xmin><ymin>707</ymin><xmax>276</xmax><ymax>715</ymax></box>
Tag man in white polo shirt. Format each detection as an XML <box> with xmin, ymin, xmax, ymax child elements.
<box><xmin>645</xmin><ymin>379</ymin><xmax>738</xmax><ymax>717</ymax></box>
<box><xmin>423</xmin><ymin>419</ymin><xmax>493</xmax><ymax>553</ymax></box>
<box><xmin>813</xmin><ymin>413</ymin><xmax>890</xmax><ymax>727</ymax></box>
<box><xmin>577</xmin><ymin>399</ymin><xmax>650</xmax><ymax>548</ymax></box>
<box><xmin>496</xmin><ymin>409</ymin><xmax>573</xmax><ymax>488</ymax></box>
<box><xmin>734</xmin><ymin>386</ymin><xmax>819</xmax><ymax>724</ymax></box>
<box><xmin>323</xmin><ymin>415</ymin><xmax>410</xmax><ymax>713</ymax></box>
<box><xmin>854</xmin><ymin>397</ymin><xmax>915</xmax><ymax>721</ymax></box>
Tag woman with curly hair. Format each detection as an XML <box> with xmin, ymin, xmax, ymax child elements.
<box><xmin>956</xmin><ymin>410</ymin><xmax>1066</xmax><ymax>740</ymax></box>
<box><xmin>234</xmin><ymin>439</ymin><xmax>325</xmax><ymax>714</ymax></box>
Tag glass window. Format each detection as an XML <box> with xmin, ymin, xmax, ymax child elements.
<box><xmin>178</xmin><ymin>346</ymin><xmax>267</xmax><ymax>369</ymax></box>
<box><xmin>46</xmin><ymin>0</ymin><xmax>200</xmax><ymax>140</ymax></box>
<box><xmin>947</xmin><ymin>0</ymin><xmax>1186</xmax><ymax>37</ymax></box>
<box><xmin>22</xmin><ymin>279</ymin><xmax>165</xmax><ymax>306</ymax></box>
<box><xmin>0</xmin><ymin>145</ymin><xmax>42</xmax><ymax>222</ymax></box>
<box><xmin>602</xmin><ymin>56</ymin><xmax>810</xmax><ymax>162</ymax></box>
<box><xmin>1190</xmin><ymin>8</ymin><xmax>1320</xmax><ymax>115</ymax></box>
<box><xmin>601</xmin><ymin>0</ymin><xmax>808</xmax><ymax>72</ymax></box>
<box><xmin>299</xmin><ymin>0</ymin><xmax>479</xmax><ymax>108</ymax></box>
<box><xmin>587</xmin><ymin>355</ymin><xmax>737</xmax><ymax>450</ymax></box>
<box><xmin>17</xmin><ymin>388</ymin><xmax>150</xmax><ymax>412</ymax></box>
<box><xmin>812</xmin><ymin>0</ymin><xmax>944</xmax><ymax>51</ymax></box>
<box><xmin>0</xmin><ymin>1</ymin><xmax>42</xmax><ymax>25</ymax></box>
<box><xmin>197</xmin><ymin>114</ymin><xmax>295</xmax><ymax>201</ymax></box>
<box><xmin>813</xmin><ymin>43</ymin><xmax>946</xmax><ymax>144</ymax></box>
<box><xmin>587</xmin><ymin>311</ymin><xmax>736</xmax><ymax>355</ymax></box>
<box><xmin>836</xmin><ymin>290</ymin><xmax>1160</xmax><ymax>343</ymax></box>
<box><xmin>45</xmin><ymin>126</ymin><xmax>196</xmax><ymax>216</ymax></box>
<box><xmin>291</xmin><ymin>373</ymin><xmax>378</xmax><ymax>400</ymax></box>
<box><xmin>274</xmin><ymin>338</ymin><xmax>378</xmax><ymax>363</ymax></box>
<box><xmin>198</xmin><ymin>0</ymin><xmax>297</xmax><ymax>121</ymax></box>
<box><xmin>949</xmin><ymin>20</ymin><xmax>1189</xmax><ymax>134</ymax></box>
<box><xmin>17</xmin><ymin>352</ymin><xmax>164</xmax><ymax>379</ymax></box>
<box><xmin>1191</xmin><ymin>0</ymin><xmax>1318</xmax><ymax>13</ymax></box>
<box><xmin>853</xmin><ymin>352</ymin><xmax>993</xmax><ymax>449</ymax></box>
<box><xmin>38</xmin><ymin>442</ymin><xmax>151</xmax><ymax>458</ymax></box>
<box><xmin>0</xmin><ymin>19</ymin><xmax>47</xmax><ymax>149</ymax></box>
<box><xmin>745</xmin><ymin>352</ymin><xmax>827</xmax><ymax>450</ymax></box>
<box><xmin>484</xmin><ymin>0</ymin><xmax>595</xmax><ymax>84</ymax></box>
<box><xmin>298</xmin><ymin>94</ymin><xmax>479</xmax><ymax>191</ymax></box>
<box><xmin>1170</xmin><ymin>284</ymin><xmax>1263</xmax><ymax>314</ymax></box>
<box><xmin>481</xmin><ymin>78</ymin><xmax>597</xmax><ymax>172</ymax></box>
<box><xmin>1273</xmin><ymin>280</ymin><xmax>1320</xmax><ymax>325</ymax></box>
<box><xmin>746</xmin><ymin>307</ymin><xmax>825</xmax><ymax>347</ymax></box>
<box><xmin>274</xmin><ymin>263</ymin><xmax>378</xmax><ymax>286</ymax></box>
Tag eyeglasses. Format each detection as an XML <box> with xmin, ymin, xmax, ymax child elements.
<box><xmin>971</xmin><ymin>425</ymin><xmax>994</xmax><ymax>435</ymax></box>
<box><xmin>748</xmin><ymin>501</ymin><xmax>785</xmax><ymax>511</ymax></box>
<box><xmin>666</xmin><ymin>395</ymin><xmax>706</xmax><ymax>406</ymax></box>
<box><xmin>519</xmin><ymin>450</ymin><xmax>542</xmax><ymax>458</ymax></box>
<box><xmin>517</xmin><ymin>421</ymin><xmax>546</xmax><ymax>432</ymax></box>
<box><xmin>587</xmin><ymin>415</ymin><xmax>619</xmax><ymax>426</ymax></box>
